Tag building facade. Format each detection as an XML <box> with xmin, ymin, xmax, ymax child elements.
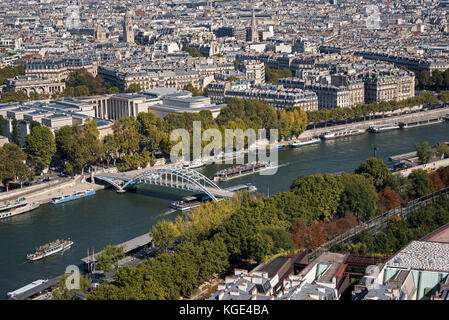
<box><xmin>4</xmin><ymin>76</ymin><xmax>65</xmax><ymax>96</ymax></box>
<box><xmin>364</xmin><ymin>71</ymin><xmax>415</xmax><ymax>104</ymax></box>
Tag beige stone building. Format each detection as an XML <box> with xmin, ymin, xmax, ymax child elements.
<box><xmin>4</xmin><ymin>76</ymin><xmax>65</xmax><ymax>96</ymax></box>
<box><xmin>364</xmin><ymin>70</ymin><xmax>415</xmax><ymax>104</ymax></box>
<box><xmin>25</xmin><ymin>58</ymin><xmax>98</xmax><ymax>82</ymax></box>
<box><xmin>243</xmin><ymin>60</ymin><xmax>265</xmax><ymax>85</ymax></box>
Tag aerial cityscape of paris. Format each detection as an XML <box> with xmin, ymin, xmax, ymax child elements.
<box><xmin>0</xmin><ymin>0</ymin><xmax>449</xmax><ymax>310</ymax></box>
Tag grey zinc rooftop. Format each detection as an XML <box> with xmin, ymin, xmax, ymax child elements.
<box><xmin>385</xmin><ymin>241</ymin><xmax>449</xmax><ymax>273</ymax></box>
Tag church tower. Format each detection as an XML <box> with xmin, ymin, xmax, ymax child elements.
<box><xmin>124</xmin><ymin>10</ymin><xmax>134</xmax><ymax>43</ymax></box>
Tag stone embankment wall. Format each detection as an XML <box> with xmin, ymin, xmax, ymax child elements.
<box><xmin>0</xmin><ymin>178</ymin><xmax>73</xmax><ymax>202</ymax></box>
<box><xmin>394</xmin><ymin>158</ymin><xmax>449</xmax><ymax>177</ymax></box>
<box><xmin>299</xmin><ymin>106</ymin><xmax>449</xmax><ymax>139</ymax></box>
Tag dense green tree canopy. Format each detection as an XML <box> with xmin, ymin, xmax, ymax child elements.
<box><xmin>150</xmin><ymin>220</ymin><xmax>179</xmax><ymax>251</ymax></box>
<box><xmin>56</xmin><ymin>119</ymin><xmax>105</xmax><ymax>174</ymax></box>
<box><xmin>415</xmin><ymin>141</ymin><xmax>435</xmax><ymax>164</ymax></box>
<box><xmin>0</xmin><ymin>143</ymin><xmax>33</xmax><ymax>188</ymax></box>
<box><xmin>96</xmin><ymin>245</ymin><xmax>126</xmax><ymax>273</ymax></box>
<box><xmin>355</xmin><ymin>158</ymin><xmax>393</xmax><ymax>191</ymax></box>
<box><xmin>338</xmin><ymin>179</ymin><xmax>379</xmax><ymax>221</ymax></box>
<box><xmin>408</xmin><ymin>169</ymin><xmax>432</xmax><ymax>198</ymax></box>
<box><xmin>127</xmin><ymin>83</ymin><xmax>142</xmax><ymax>93</ymax></box>
<box><xmin>185</xmin><ymin>47</ymin><xmax>203</xmax><ymax>57</ymax></box>
<box><xmin>24</xmin><ymin>126</ymin><xmax>56</xmax><ymax>172</ymax></box>
<box><xmin>63</xmin><ymin>70</ymin><xmax>106</xmax><ymax>97</ymax></box>
<box><xmin>265</xmin><ymin>66</ymin><xmax>292</xmax><ymax>84</ymax></box>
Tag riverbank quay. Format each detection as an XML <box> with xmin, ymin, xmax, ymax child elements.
<box><xmin>0</xmin><ymin>177</ymin><xmax>71</xmax><ymax>202</ymax></box>
<box><xmin>0</xmin><ymin>175</ymin><xmax>105</xmax><ymax>206</ymax></box>
<box><xmin>299</xmin><ymin>104</ymin><xmax>449</xmax><ymax>139</ymax></box>
<box><xmin>80</xmin><ymin>233</ymin><xmax>154</xmax><ymax>273</ymax></box>
<box><xmin>393</xmin><ymin>158</ymin><xmax>449</xmax><ymax>177</ymax></box>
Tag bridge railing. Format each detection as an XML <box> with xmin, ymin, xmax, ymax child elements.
<box><xmin>310</xmin><ymin>187</ymin><xmax>449</xmax><ymax>259</ymax></box>
<box><xmin>93</xmin><ymin>167</ymin><xmax>229</xmax><ymax>201</ymax></box>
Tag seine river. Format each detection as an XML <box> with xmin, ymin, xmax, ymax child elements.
<box><xmin>1</xmin><ymin>122</ymin><xmax>448</xmax><ymax>299</ymax></box>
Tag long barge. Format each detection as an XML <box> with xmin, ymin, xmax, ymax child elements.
<box><xmin>212</xmin><ymin>162</ymin><xmax>273</xmax><ymax>182</ymax></box>
<box><xmin>7</xmin><ymin>279</ymin><xmax>48</xmax><ymax>298</ymax></box>
<box><xmin>368</xmin><ymin>124</ymin><xmax>401</xmax><ymax>133</ymax></box>
<box><xmin>399</xmin><ymin>118</ymin><xmax>443</xmax><ymax>128</ymax></box>
<box><xmin>50</xmin><ymin>188</ymin><xmax>96</xmax><ymax>204</ymax></box>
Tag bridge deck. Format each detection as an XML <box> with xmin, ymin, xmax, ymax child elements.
<box><xmin>94</xmin><ymin>171</ymin><xmax>235</xmax><ymax>198</ymax></box>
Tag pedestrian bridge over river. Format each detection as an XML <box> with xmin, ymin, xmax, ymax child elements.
<box><xmin>93</xmin><ymin>166</ymin><xmax>234</xmax><ymax>201</ymax></box>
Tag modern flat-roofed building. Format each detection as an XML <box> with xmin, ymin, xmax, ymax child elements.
<box><xmin>149</xmin><ymin>95</ymin><xmax>226</xmax><ymax>119</ymax></box>
<box><xmin>353</xmin><ymin>240</ymin><xmax>449</xmax><ymax>300</ymax></box>
<box><xmin>41</xmin><ymin>114</ymin><xmax>73</xmax><ymax>130</ymax></box>
<box><xmin>0</xmin><ymin>99</ymin><xmax>113</xmax><ymax>145</ymax></box>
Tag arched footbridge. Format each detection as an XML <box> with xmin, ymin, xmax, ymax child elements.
<box><xmin>93</xmin><ymin>166</ymin><xmax>235</xmax><ymax>201</ymax></box>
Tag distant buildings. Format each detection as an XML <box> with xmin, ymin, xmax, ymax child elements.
<box><xmin>363</xmin><ymin>70</ymin><xmax>415</xmax><ymax>104</ymax></box>
<box><xmin>4</xmin><ymin>76</ymin><xmax>65</xmax><ymax>96</ymax></box>
<box><xmin>209</xmin><ymin>81</ymin><xmax>318</xmax><ymax>110</ymax></box>
<box><xmin>355</xmin><ymin>51</ymin><xmax>449</xmax><ymax>76</ymax></box>
<box><xmin>209</xmin><ymin>251</ymin><xmax>352</xmax><ymax>300</ymax></box>
<box><xmin>0</xmin><ymin>99</ymin><xmax>112</xmax><ymax>145</ymax></box>
<box><xmin>25</xmin><ymin>58</ymin><xmax>98</xmax><ymax>82</ymax></box>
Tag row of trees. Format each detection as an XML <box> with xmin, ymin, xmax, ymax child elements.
<box><xmin>56</xmin><ymin>118</ymin><xmax>105</xmax><ymax>174</ymax></box>
<box><xmin>306</xmin><ymin>92</ymin><xmax>439</xmax><ymax>124</ymax></box>
<box><xmin>414</xmin><ymin>141</ymin><xmax>449</xmax><ymax>164</ymax></box>
<box><xmin>0</xmin><ymin>69</ymin><xmax>117</xmax><ymax>103</ymax></box>
<box><xmin>101</xmin><ymin>98</ymin><xmax>307</xmax><ymax>171</ymax></box>
<box><xmin>333</xmin><ymin>195</ymin><xmax>449</xmax><ymax>256</ymax></box>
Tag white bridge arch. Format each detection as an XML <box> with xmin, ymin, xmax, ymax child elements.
<box><xmin>94</xmin><ymin>166</ymin><xmax>231</xmax><ymax>201</ymax></box>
